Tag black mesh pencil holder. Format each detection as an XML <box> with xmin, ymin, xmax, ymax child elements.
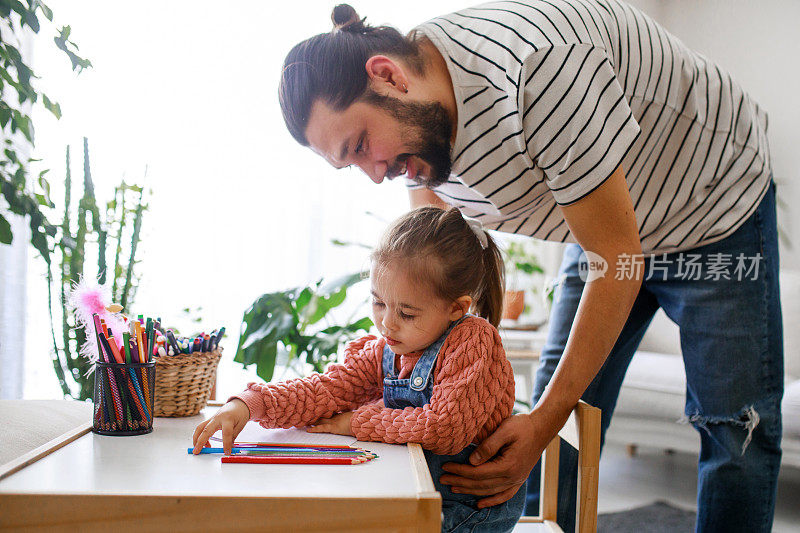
<box><xmin>93</xmin><ymin>360</ymin><xmax>156</xmax><ymax>436</ymax></box>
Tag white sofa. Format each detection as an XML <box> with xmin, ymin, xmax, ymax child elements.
<box><xmin>605</xmin><ymin>269</ymin><xmax>800</xmax><ymax>469</ymax></box>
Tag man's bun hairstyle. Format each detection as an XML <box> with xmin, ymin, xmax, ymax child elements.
<box><xmin>279</xmin><ymin>4</ymin><xmax>424</xmax><ymax>146</ymax></box>
<box><xmin>331</xmin><ymin>4</ymin><xmax>367</xmax><ymax>33</ymax></box>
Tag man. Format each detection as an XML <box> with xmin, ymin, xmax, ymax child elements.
<box><xmin>279</xmin><ymin>2</ymin><xmax>783</xmax><ymax>531</ymax></box>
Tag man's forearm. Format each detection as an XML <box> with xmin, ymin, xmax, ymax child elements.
<box><xmin>531</xmin><ymin>272</ymin><xmax>642</xmax><ymax>434</ymax></box>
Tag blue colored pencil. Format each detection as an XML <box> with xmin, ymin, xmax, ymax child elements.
<box><xmin>188</xmin><ymin>447</ymin><xmax>374</xmax><ymax>455</ymax></box>
<box><xmin>128</xmin><ymin>367</ymin><xmax>151</xmax><ymax>423</ymax></box>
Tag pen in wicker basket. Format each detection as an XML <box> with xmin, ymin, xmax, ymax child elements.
<box><xmin>154</xmin><ymin>348</ymin><xmax>222</xmax><ymax>417</ymax></box>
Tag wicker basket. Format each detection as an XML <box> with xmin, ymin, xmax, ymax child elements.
<box><xmin>154</xmin><ymin>349</ymin><xmax>222</xmax><ymax>417</ymax></box>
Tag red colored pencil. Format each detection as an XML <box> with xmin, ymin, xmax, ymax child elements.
<box><xmin>221</xmin><ymin>456</ymin><xmax>369</xmax><ymax>465</ymax></box>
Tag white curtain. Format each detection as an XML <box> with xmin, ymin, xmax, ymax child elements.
<box><xmin>0</xmin><ymin>215</ymin><xmax>28</xmax><ymax>399</ymax></box>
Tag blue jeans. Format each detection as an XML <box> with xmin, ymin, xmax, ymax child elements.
<box><xmin>427</xmin><ymin>444</ymin><xmax>527</xmax><ymax>532</ymax></box>
<box><xmin>525</xmin><ymin>181</ymin><xmax>783</xmax><ymax>533</ymax></box>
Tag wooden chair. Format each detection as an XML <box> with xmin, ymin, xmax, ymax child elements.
<box><xmin>515</xmin><ymin>400</ymin><xmax>601</xmax><ymax>533</ymax></box>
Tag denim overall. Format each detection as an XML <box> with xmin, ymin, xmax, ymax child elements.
<box><xmin>382</xmin><ymin>315</ymin><xmax>526</xmax><ymax>532</ymax></box>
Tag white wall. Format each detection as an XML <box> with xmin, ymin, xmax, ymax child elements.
<box><xmin>628</xmin><ymin>0</ymin><xmax>800</xmax><ymax>268</ymax></box>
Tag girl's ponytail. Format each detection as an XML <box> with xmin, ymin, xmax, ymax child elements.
<box><xmin>474</xmin><ymin>236</ymin><xmax>506</xmax><ymax>328</ymax></box>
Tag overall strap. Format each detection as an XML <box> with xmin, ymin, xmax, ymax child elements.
<box><xmin>381</xmin><ymin>343</ymin><xmax>396</xmax><ymax>379</ymax></box>
<box><xmin>408</xmin><ymin>314</ymin><xmax>471</xmax><ymax>392</ymax></box>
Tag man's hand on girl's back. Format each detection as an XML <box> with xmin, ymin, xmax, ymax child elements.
<box><xmin>438</xmin><ymin>413</ymin><xmax>550</xmax><ymax>508</ymax></box>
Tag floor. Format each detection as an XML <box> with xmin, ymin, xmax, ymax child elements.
<box><xmin>594</xmin><ymin>442</ymin><xmax>800</xmax><ymax>532</ymax></box>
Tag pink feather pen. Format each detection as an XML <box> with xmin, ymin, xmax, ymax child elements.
<box><xmin>67</xmin><ymin>278</ymin><xmax>128</xmax><ymax>366</ymax></box>
<box><xmin>68</xmin><ymin>278</ymin><xmax>128</xmax><ymax>428</ymax></box>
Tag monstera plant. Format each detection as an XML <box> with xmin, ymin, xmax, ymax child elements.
<box><xmin>234</xmin><ymin>272</ymin><xmax>373</xmax><ymax>382</ymax></box>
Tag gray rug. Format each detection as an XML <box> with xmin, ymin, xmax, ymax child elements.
<box><xmin>598</xmin><ymin>501</ymin><xmax>696</xmax><ymax>533</ymax></box>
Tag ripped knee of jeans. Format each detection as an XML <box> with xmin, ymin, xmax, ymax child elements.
<box><xmin>679</xmin><ymin>405</ymin><xmax>760</xmax><ymax>456</ymax></box>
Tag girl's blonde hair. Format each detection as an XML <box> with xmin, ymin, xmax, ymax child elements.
<box><xmin>371</xmin><ymin>207</ymin><xmax>505</xmax><ymax>327</ymax></box>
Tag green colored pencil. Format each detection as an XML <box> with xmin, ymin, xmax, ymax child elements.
<box><xmin>123</xmin><ymin>332</ymin><xmax>132</xmax><ymax>364</ymax></box>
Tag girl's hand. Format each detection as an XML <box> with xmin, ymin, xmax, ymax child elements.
<box><xmin>306</xmin><ymin>411</ymin><xmax>355</xmax><ymax>436</ymax></box>
<box><xmin>192</xmin><ymin>399</ymin><xmax>250</xmax><ymax>455</ymax></box>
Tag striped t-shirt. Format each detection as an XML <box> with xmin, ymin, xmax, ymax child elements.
<box><xmin>409</xmin><ymin>0</ymin><xmax>772</xmax><ymax>255</ymax></box>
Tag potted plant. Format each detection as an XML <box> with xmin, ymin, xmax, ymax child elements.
<box><xmin>502</xmin><ymin>240</ymin><xmax>544</xmax><ymax>322</ymax></box>
<box><xmin>234</xmin><ymin>272</ymin><xmax>373</xmax><ymax>381</ymax></box>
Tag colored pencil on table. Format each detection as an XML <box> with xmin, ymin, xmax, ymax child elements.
<box><xmin>234</xmin><ymin>446</ymin><xmax>371</xmax><ymax>454</ymax></box>
<box><xmin>226</xmin><ymin>441</ymin><xmax>358</xmax><ymax>450</ymax></box>
<box><xmin>240</xmin><ymin>450</ymin><xmax>377</xmax><ymax>458</ymax></box>
<box><xmin>188</xmin><ymin>447</ymin><xmax>376</xmax><ymax>457</ymax></box>
<box><xmin>230</xmin><ymin>454</ymin><xmax>373</xmax><ymax>460</ymax></box>
<box><xmin>238</xmin><ymin>447</ymin><xmax>374</xmax><ymax>454</ymax></box>
<box><xmin>221</xmin><ymin>456</ymin><xmax>372</xmax><ymax>465</ymax></box>
<box><xmin>229</xmin><ymin>444</ymin><xmax>367</xmax><ymax>451</ymax></box>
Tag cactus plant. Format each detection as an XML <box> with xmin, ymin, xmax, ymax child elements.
<box><xmin>48</xmin><ymin>138</ymin><xmax>149</xmax><ymax>399</ymax></box>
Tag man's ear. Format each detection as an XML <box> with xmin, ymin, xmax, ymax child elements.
<box><xmin>365</xmin><ymin>55</ymin><xmax>409</xmax><ymax>95</ymax></box>
<box><xmin>449</xmin><ymin>295</ymin><xmax>473</xmax><ymax>321</ymax></box>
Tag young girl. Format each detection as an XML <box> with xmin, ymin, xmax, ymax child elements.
<box><xmin>192</xmin><ymin>207</ymin><xmax>526</xmax><ymax>532</ymax></box>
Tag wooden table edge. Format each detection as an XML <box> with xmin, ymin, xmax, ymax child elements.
<box><xmin>0</xmin><ymin>422</ymin><xmax>92</xmax><ymax>482</ymax></box>
<box><xmin>0</xmin><ymin>409</ymin><xmax>443</xmax><ymax>531</ymax></box>
<box><xmin>0</xmin><ymin>493</ymin><xmax>442</xmax><ymax>532</ymax></box>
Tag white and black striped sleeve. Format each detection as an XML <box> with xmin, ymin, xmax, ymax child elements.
<box><xmin>523</xmin><ymin>44</ymin><xmax>640</xmax><ymax>205</ymax></box>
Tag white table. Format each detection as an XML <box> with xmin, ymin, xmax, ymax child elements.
<box><xmin>0</xmin><ymin>406</ymin><xmax>441</xmax><ymax>532</ymax></box>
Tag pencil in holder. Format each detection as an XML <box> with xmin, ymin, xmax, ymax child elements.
<box><xmin>93</xmin><ymin>360</ymin><xmax>156</xmax><ymax>436</ymax></box>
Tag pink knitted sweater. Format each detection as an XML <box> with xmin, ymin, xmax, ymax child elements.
<box><xmin>234</xmin><ymin>316</ymin><xmax>515</xmax><ymax>455</ymax></box>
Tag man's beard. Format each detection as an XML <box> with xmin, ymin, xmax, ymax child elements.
<box><xmin>361</xmin><ymin>90</ymin><xmax>453</xmax><ymax>188</ymax></box>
